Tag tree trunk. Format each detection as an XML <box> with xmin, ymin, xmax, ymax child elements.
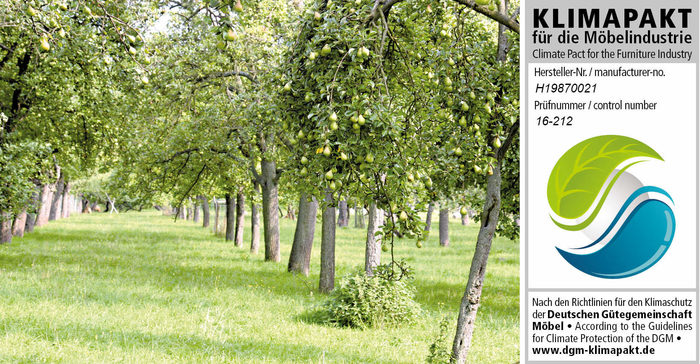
<box><xmin>354</xmin><ymin>204</ymin><xmax>365</xmax><ymax>228</ymax></box>
<box><xmin>284</xmin><ymin>204</ymin><xmax>295</xmax><ymax>220</ymax></box>
<box><xmin>439</xmin><ymin>208</ymin><xmax>450</xmax><ymax>247</ymax></box>
<box><xmin>235</xmin><ymin>191</ymin><xmax>245</xmax><ymax>247</ymax></box>
<box><xmin>288</xmin><ymin>193</ymin><xmax>318</xmax><ymax>275</ymax></box>
<box><xmin>451</xmin><ymin>165</ymin><xmax>502</xmax><ymax>363</ymax></box>
<box><xmin>47</xmin><ymin>190</ymin><xmax>55</xmax><ymax>215</ymax></box>
<box><xmin>35</xmin><ymin>184</ymin><xmax>51</xmax><ymax>227</ymax></box>
<box><xmin>364</xmin><ymin>203</ymin><xmax>383</xmax><ymax>275</ymax></box>
<box><xmin>250</xmin><ymin>182</ymin><xmax>261</xmax><ymax>254</ymax></box>
<box><xmin>319</xmin><ymin>192</ymin><xmax>336</xmax><ymax>292</ymax></box>
<box><xmin>177</xmin><ymin>206</ymin><xmax>185</xmax><ymax>220</ymax></box>
<box><xmin>337</xmin><ymin>200</ymin><xmax>348</xmax><ymax>227</ymax></box>
<box><xmin>61</xmin><ymin>182</ymin><xmax>71</xmax><ymax>218</ymax></box>
<box><xmin>12</xmin><ymin>211</ymin><xmax>27</xmax><ymax>237</ymax></box>
<box><xmin>0</xmin><ymin>212</ymin><xmax>11</xmax><ymax>244</ymax></box>
<box><xmin>49</xmin><ymin>175</ymin><xmax>64</xmax><ymax>221</ymax></box>
<box><xmin>201</xmin><ymin>196</ymin><xmax>210</xmax><ymax>228</ymax></box>
<box><xmin>260</xmin><ymin>159</ymin><xmax>280</xmax><ymax>262</ymax></box>
<box><xmin>461</xmin><ymin>213</ymin><xmax>470</xmax><ymax>225</ymax></box>
<box><xmin>225</xmin><ymin>193</ymin><xmax>236</xmax><ymax>241</ymax></box>
<box><xmin>193</xmin><ymin>203</ymin><xmax>200</xmax><ymax>222</ymax></box>
<box><xmin>451</xmin><ymin>24</ymin><xmax>513</xmax><ymax>360</ymax></box>
<box><xmin>214</xmin><ymin>199</ymin><xmax>220</xmax><ymax>233</ymax></box>
<box><xmin>69</xmin><ymin>194</ymin><xmax>76</xmax><ymax>214</ymax></box>
<box><xmin>25</xmin><ymin>212</ymin><xmax>36</xmax><ymax>233</ymax></box>
<box><xmin>25</xmin><ymin>189</ymin><xmax>40</xmax><ymax>233</ymax></box>
<box><xmin>425</xmin><ymin>202</ymin><xmax>434</xmax><ymax>232</ymax></box>
<box><xmin>496</xmin><ymin>0</ymin><xmax>510</xmax><ymax>61</ymax></box>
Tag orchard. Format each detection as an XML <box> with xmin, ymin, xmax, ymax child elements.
<box><xmin>0</xmin><ymin>0</ymin><xmax>519</xmax><ymax>362</ymax></box>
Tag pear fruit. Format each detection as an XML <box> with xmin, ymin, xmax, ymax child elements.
<box><xmin>224</xmin><ymin>29</ymin><xmax>237</xmax><ymax>41</ymax></box>
<box><xmin>234</xmin><ymin>0</ymin><xmax>244</xmax><ymax>12</ymax></box>
<box><xmin>493</xmin><ymin>137</ymin><xmax>502</xmax><ymax>148</ymax></box>
<box><xmin>39</xmin><ymin>37</ymin><xmax>50</xmax><ymax>51</ymax></box>
<box><xmin>321</xmin><ymin>44</ymin><xmax>331</xmax><ymax>56</ymax></box>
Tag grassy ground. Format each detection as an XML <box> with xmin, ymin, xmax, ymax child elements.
<box><xmin>0</xmin><ymin>210</ymin><xmax>518</xmax><ymax>363</ymax></box>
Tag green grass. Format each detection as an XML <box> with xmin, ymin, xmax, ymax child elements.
<box><xmin>0</xmin><ymin>210</ymin><xmax>518</xmax><ymax>363</ymax></box>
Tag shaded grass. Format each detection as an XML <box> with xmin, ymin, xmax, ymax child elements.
<box><xmin>0</xmin><ymin>210</ymin><xmax>519</xmax><ymax>363</ymax></box>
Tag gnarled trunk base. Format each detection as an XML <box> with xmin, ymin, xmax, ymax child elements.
<box><xmin>451</xmin><ymin>166</ymin><xmax>502</xmax><ymax>363</ymax></box>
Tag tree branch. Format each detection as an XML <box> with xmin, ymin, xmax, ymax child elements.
<box><xmin>367</xmin><ymin>0</ymin><xmax>519</xmax><ymax>33</ymax></box>
<box><xmin>452</xmin><ymin>0</ymin><xmax>519</xmax><ymax>33</ymax></box>
<box><xmin>496</xmin><ymin>119</ymin><xmax>519</xmax><ymax>162</ymax></box>
<box><xmin>174</xmin><ymin>164</ymin><xmax>208</xmax><ymax>221</ymax></box>
<box><xmin>157</xmin><ymin>146</ymin><xmax>246</xmax><ymax>165</ymax></box>
<box><xmin>249</xmin><ymin>162</ymin><xmax>262</xmax><ymax>184</ymax></box>
<box><xmin>190</xmin><ymin>70</ymin><xmax>258</xmax><ymax>84</ymax></box>
<box><xmin>367</xmin><ymin>0</ymin><xmax>403</xmax><ymax>24</ymax></box>
<box><xmin>0</xmin><ymin>43</ymin><xmax>14</xmax><ymax>70</ymax></box>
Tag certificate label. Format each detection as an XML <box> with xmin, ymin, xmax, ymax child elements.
<box><xmin>522</xmin><ymin>0</ymin><xmax>699</xmax><ymax>362</ymax></box>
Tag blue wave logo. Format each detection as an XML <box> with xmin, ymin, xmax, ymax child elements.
<box><xmin>547</xmin><ymin>135</ymin><xmax>675</xmax><ymax>279</ymax></box>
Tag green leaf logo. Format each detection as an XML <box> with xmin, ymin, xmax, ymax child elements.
<box><xmin>547</xmin><ymin>135</ymin><xmax>663</xmax><ymax>221</ymax></box>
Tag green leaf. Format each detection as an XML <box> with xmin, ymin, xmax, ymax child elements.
<box><xmin>547</xmin><ymin>135</ymin><xmax>662</xmax><ymax>219</ymax></box>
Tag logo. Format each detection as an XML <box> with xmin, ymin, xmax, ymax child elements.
<box><xmin>547</xmin><ymin>135</ymin><xmax>675</xmax><ymax>279</ymax></box>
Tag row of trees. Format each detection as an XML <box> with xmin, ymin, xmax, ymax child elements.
<box><xmin>0</xmin><ymin>0</ymin><xmax>159</xmax><ymax>242</ymax></box>
<box><xmin>0</xmin><ymin>161</ymin><xmax>91</xmax><ymax>242</ymax></box>
<box><xmin>1</xmin><ymin>0</ymin><xmax>519</xmax><ymax>361</ymax></box>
